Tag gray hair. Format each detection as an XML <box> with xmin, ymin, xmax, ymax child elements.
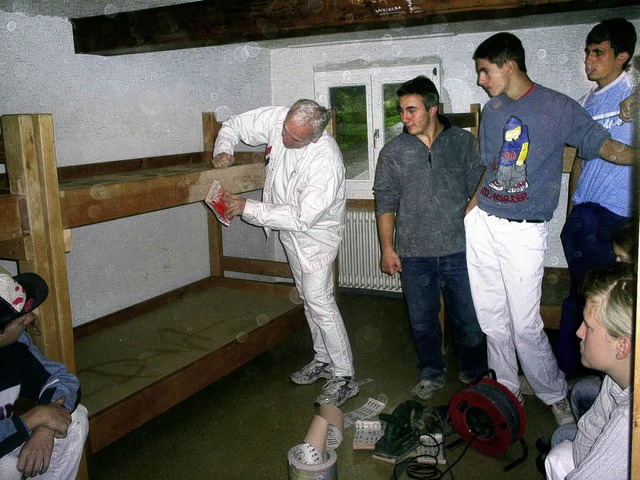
<box><xmin>287</xmin><ymin>99</ymin><xmax>331</xmax><ymax>140</ymax></box>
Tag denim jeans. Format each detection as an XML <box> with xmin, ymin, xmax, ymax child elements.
<box><xmin>550</xmin><ymin>376</ymin><xmax>602</xmax><ymax>447</ymax></box>
<box><xmin>557</xmin><ymin>203</ymin><xmax>628</xmax><ymax>377</ymax></box>
<box><xmin>400</xmin><ymin>252</ymin><xmax>487</xmax><ymax>382</ymax></box>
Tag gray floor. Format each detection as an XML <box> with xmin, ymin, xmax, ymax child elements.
<box><xmin>87</xmin><ymin>291</ymin><xmax>556</xmax><ymax>479</ymax></box>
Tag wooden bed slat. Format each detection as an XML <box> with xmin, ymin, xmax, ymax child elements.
<box><xmin>221</xmin><ymin>256</ymin><xmax>294</xmax><ymax>279</ymax></box>
<box><xmin>84</xmin><ymin>303</ymin><xmax>305</xmax><ymax>454</ymax></box>
<box><xmin>0</xmin><ymin>236</ymin><xmax>32</xmax><ymax>261</ymax></box>
<box><xmin>59</xmin><ymin>161</ymin><xmax>265</xmax><ymax>228</ymax></box>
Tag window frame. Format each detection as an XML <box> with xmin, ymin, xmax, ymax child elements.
<box><xmin>314</xmin><ymin>61</ymin><xmax>440</xmax><ymax>199</ymax></box>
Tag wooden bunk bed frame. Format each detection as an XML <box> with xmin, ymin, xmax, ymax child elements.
<box><xmin>0</xmin><ymin>113</ymin><xmax>306</xmax><ymax>457</ymax></box>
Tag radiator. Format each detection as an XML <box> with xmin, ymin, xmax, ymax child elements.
<box><xmin>338</xmin><ymin>209</ymin><xmax>402</xmax><ymax>293</ymax></box>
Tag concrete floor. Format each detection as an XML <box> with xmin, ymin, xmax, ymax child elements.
<box><xmin>87</xmin><ymin>291</ymin><xmax>556</xmax><ymax>479</ymax></box>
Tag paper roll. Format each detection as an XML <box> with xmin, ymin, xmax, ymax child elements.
<box><xmin>303</xmin><ymin>415</ymin><xmax>329</xmax><ymax>457</ymax></box>
<box><xmin>288</xmin><ymin>445</ymin><xmax>337</xmax><ymax>480</ymax></box>
<box><xmin>292</xmin><ymin>442</ymin><xmax>324</xmax><ymax>465</ymax></box>
<box><xmin>319</xmin><ymin>404</ymin><xmax>344</xmax><ymax>431</ymax></box>
<box><xmin>319</xmin><ymin>403</ymin><xmax>344</xmax><ymax>450</ymax></box>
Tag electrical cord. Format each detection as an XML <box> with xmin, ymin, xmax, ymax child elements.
<box><xmin>390</xmin><ymin>406</ymin><xmax>477</xmax><ymax>480</ymax></box>
<box><xmin>391</xmin><ymin>433</ymin><xmax>477</xmax><ymax>480</ymax></box>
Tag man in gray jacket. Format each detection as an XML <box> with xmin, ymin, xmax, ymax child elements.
<box><xmin>373</xmin><ymin>75</ymin><xmax>487</xmax><ymax>400</ymax></box>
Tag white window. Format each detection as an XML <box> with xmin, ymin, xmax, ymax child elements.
<box><xmin>314</xmin><ymin>61</ymin><xmax>441</xmax><ymax>199</ymax></box>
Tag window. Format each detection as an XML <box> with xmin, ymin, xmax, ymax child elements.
<box><xmin>314</xmin><ymin>62</ymin><xmax>440</xmax><ymax>198</ymax></box>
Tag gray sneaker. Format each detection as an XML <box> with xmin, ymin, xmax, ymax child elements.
<box><xmin>551</xmin><ymin>397</ymin><xmax>575</xmax><ymax>426</ymax></box>
<box><xmin>290</xmin><ymin>360</ymin><xmax>332</xmax><ymax>385</ymax></box>
<box><xmin>412</xmin><ymin>379</ymin><xmax>445</xmax><ymax>400</ymax></box>
<box><xmin>314</xmin><ymin>376</ymin><xmax>359</xmax><ymax>407</ymax></box>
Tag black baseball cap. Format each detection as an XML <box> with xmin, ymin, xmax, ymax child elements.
<box><xmin>0</xmin><ymin>272</ymin><xmax>49</xmax><ymax>327</ymax></box>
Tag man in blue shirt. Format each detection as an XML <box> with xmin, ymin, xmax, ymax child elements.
<box><xmin>556</xmin><ymin>18</ymin><xmax>637</xmax><ymax>379</ymax></box>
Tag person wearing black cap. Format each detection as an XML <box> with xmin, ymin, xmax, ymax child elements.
<box><xmin>0</xmin><ymin>272</ymin><xmax>88</xmax><ymax>479</ymax></box>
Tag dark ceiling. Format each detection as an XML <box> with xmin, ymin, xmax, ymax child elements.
<box><xmin>1</xmin><ymin>1</ymin><xmax>639</xmax><ymax>56</ymax></box>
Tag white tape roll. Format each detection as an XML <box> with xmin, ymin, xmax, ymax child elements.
<box><xmin>293</xmin><ymin>442</ymin><xmax>323</xmax><ymax>465</ymax></box>
<box><xmin>288</xmin><ymin>444</ymin><xmax>337</xmax><ymax>480</ymax></box>
<box><xmin>325</xmin><ymin>424</ymin><xmax>343</xmax><ymax>450</ymax></box>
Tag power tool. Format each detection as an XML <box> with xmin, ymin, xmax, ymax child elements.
<box><xmin>374</xmin><ymin>400</ymin><xmax>424</xmax><ymax>460</ymax></box>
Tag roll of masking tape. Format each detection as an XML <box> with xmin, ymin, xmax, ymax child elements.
<box><xmin>325</xmin><ymin>424</ymin><xmax>343</xmax><ymax>450</ymax></box>
<box><xmin>288</xmin><ymin>444</ymin><xmax>337</xmax><ymax>480</ymax></box>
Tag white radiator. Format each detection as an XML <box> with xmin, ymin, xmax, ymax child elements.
<box><xmin>338</xmin><ymin>209</ymin><xmax>402</xmax><ymax>293</ymax></box>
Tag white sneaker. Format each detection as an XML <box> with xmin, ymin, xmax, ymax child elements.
<box><xmin>314</xmin><ymin>376</ymin><xmax>359</xmax><ymax>407</ymax></box>
<box><xmin>515</xmin><ymin>390</ymin><xmax>524</xmax><ymax>406</ymax></box>
<box><xmin>290</xmin><ymin>360</ymin><xmax>332</xmax><ymax>385</ymax></box>
<box><xmin>551</xmin><ymin>397</ymin><xmax>575</xmax><ymax>426</ymax></box>
<box><xmin>412</xmin><ymin>379</ymin><xmax>445</xmax><ymax>400</ymax></box>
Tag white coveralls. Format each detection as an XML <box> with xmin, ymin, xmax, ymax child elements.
<box><xmin>213</xmin><ymin>106</ymin><xmax>354</xmax><ymax>377</ymax></box>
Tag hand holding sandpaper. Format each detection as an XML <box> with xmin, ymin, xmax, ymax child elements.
<box><xmin>204</xmin><ymin>180</ymin><xmax>234</xmax><ymax>226</ymax></box>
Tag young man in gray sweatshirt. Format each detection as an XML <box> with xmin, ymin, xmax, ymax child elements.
<box><xmin>374</xmin><ymin>75</ymin><xmax>487</xmax><ymax>400</ymax></box>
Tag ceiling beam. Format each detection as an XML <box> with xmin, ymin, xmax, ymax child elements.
<box><xmin>71</xmin><ymin>0</ymin><xmax>638</xmax><ymax>56</ymax></box>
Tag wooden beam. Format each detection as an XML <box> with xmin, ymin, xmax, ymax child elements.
<box><xmin>0</xmin><ymin>194</ymin><xmax>24</xmax><ymax>241</ymax></box>
<box><xmin>0</xmin><ymin>236</ymin><xmax>32</xmax><ymax>261</ymax></box>
<box><xmin>59</xmin><ymin>160</ymin><xmax>264</xmax><ymax>228</ymax></box>
<box><xmin>1</xmin><ymin>115</ymin><xmax>75</xmax><ymax>365</ymax></box>
<box><xmin>221</xmin><ymin>256</ymin><xmax>293</xmax><ymax>279</ymax></box>
<box><xmin>203</xmin><ymin>112</ymin><xmax>225</xmax><ymax>278</ymax></box>
<box><xmin>70</xmin><ymin>0</ymin><xmax>638</xmax><ymax>56</ymax></box>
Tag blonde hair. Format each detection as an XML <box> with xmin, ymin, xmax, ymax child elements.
<box><xmin>580</xmin><ymin>262</ymin><xmax>636</xmax><ymax>338</ymax></box>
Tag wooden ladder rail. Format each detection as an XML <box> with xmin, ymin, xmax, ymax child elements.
<box><xmin>0</xmin><ymin>114</ymin><xmax>88</xmax><ymax>480</ymax></box>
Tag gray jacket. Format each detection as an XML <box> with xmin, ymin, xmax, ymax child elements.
<box><xmin>374</xmin><ymin>115</ymin><xmax>483</xmax><ymax>257</ymax></box>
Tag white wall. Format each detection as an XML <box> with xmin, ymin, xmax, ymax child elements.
<box><xmin>0</xmin><ymin>12</ymin><xmax>274</xmax><ymax>325</ymax></box>
<box><xmin>1</xmin><ymin>10</ymin><xmax>638</xmax><ymax>325</ymax></box>
<box><xmin>270</xmin><ymin>19</ymin><xmax>640</xmax><ymax>269</ymax></box>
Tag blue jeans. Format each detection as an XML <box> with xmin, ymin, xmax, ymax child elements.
<box><xmin>557</xmin><ymin>203</ymin><xmax>628</xmax><ymax>377</ymax></box>
<box><xmin>400</xmin><ymin>252</ymin><xmax>487</xmax><ymax>382</ymax></box>
<box><xmin>550</xmin><ymin>376</ymin><xmax>602</xmax><ymax>447</ymax></box>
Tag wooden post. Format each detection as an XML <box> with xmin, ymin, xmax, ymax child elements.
<box><xmin>2</xmin><ymin>114</ymin><xmax>87</xmax><ymax>479</ymax></box>
<box><xmin>1</xmin><ymin>115</ymin><xmax>75</xmax><ymax>368</ymax></box>
<box><xmin>202</xmin><ymin>112</ymin><xmax>224</xmax><ymax>278</ymax></box>
<box><xmin>634</xmin><ymin>284</ymin><xmax>640</xmax><ymax>480</ymax></box>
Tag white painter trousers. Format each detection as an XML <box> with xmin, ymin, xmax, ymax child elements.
<box><xmin>465</xmin><ymin>207</ymin><xmax>567</xmax><ymax>405</ymax></box>
<box><xmin>0</xmin><ymin>404</ymin><xmax>89</xmax><ymax>480</ymax></box>
<box><xmin>545</xmin><ymin>440</ymin><xmax>575</xmax><ymax>480</ymax></box>
<box><xmin>280</xmin><ymin>233</ymin><xmax>354</xmax><ymax>378</ymax></box>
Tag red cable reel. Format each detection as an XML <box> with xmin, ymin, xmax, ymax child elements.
<box><xmin>448</xmin><ymin>370</ymin><xmax>528</xmax><ymax>470</ymax></box>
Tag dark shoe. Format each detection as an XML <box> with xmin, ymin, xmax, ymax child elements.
<box><xmin>535</xmin><ymin>436</ymin><xmax>550</xmax><ymax>454</ymax></box>
<box><xmin>536</xmin><ymin>453</ymin><xmax>547</xmax><ymax>475</ymax></box>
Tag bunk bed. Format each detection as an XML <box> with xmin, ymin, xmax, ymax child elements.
<box><xmin>0</xmin><ymin>112</ymin><xmax>306</xmax><ymax>457</ymax></box>
<box><xmin>0</xmin><ymin>106</ymin><xmax>573</xmax><ymax>462</ymax></box>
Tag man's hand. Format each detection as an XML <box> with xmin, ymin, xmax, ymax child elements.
<box><xmin>17</xmin><ymin>427</ymin><xmax>54</xmax><ymax>478</ymax></box>
<box><xmin>380</xmin><ymin>249</ymin><xmax>402</xmax><ymax>276</ymax></box>
<box><xmin>223</xmin><ymin>191</ymin><xmax>247</xmax><ymax>218</ymax></box>
<box><xmin>620</xmin><ymin>94</ymin><xmax>636</xmax><ymax>123</ymax></box>
<box><xmin>212</xmin><ymin>152</ymin><xmax>235</xmax><ymax>168</ymax></box>
<box><xmin>20</xmin><ymin>398</ymin><xmax>71</xmax><ymax>438</ymax></box>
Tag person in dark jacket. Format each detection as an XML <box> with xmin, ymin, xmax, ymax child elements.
<box><xmin>0</xmin><ymin>272</ymin><xmax>88</xmax><ymax>479</ymax></box>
